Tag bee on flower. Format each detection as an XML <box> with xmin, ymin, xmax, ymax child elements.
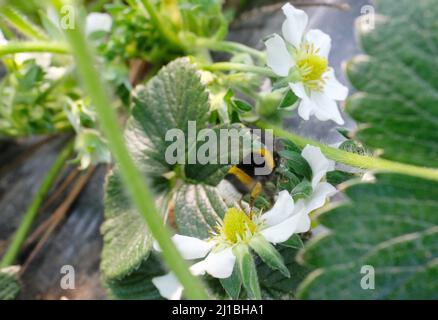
<box><xmin>152</xmin><ymin>145</ymin><xmax>336</xmax><ymax>300</ymax></box>
<box><xmin>264</xmin><ymin>3</ymin><xmax>349</xmax><ymax>125</ymax></box>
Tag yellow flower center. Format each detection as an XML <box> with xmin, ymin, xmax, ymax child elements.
<box><xmin>295</xmin><ymin>43</ymin><xmax>328</xmax><ymax>91</ymax></box>
<box><xmin>221</xmin><ymin>208</ymin><xmax>257</xmax><ymax>243</ymax></box>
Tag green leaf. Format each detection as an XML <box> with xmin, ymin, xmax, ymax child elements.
<box><xmin>101</xmin><ymin>171</ymin><xmax>153</xmax><ymax>280</ymax></box>
<box><xmin>173</xmin><ymin>183</ymin><xmax>229</xmax><ymax>238</ymax></box>
<box><xmin>298</xmin><ymin>174</ymin><xmax>438</xmax><ymax>299</ymax></box>
<box><xmin>0</xmin><ymin>267</ymin><xmax>20</xmax><ymax>300</ymax></box>
<box><xmin>345</xmin><ymin>0</ymin><xmax>438</xmax><ymax>168</ymax></box>
<box><xmin>291</xmin><ymin>180</ymin><xmax>313</xmax><ymax>200</ymax></box>
<box><xmin>326</xmin><ymin>170</ymin><xmax>356</xmax><ymax>186</ymax></box>
<box><xmin>126</xmin><ymin>58</ymin><xmax>210</xmax><ymax>179</ymax></box>
<box><xmin>278</xmin><ymin>150</ymin><xmax>312</xmax><ymax>180</ymax></box>
<box><xmin>249</xmin><ymin>235</ymin><xmax>290</xmax><ymax>277</ymax></box>
<box><xmin>105</xmin><ymin>253</ymin><xmax>165</xmax><ymax>300</ymax></box>
<box><xmin>234</xmin><ymin>244</ymin><xmax>261</xmax><ymax>300</ymax></box>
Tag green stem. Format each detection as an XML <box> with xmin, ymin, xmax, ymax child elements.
<box><xmin>0</xmin><ymin>7</ymin><xmax>47</xmax><ymax>40</ymax></box>
<box><xmin>0</xmin><ymin>140</ymin><xmax>74</xmax><ymax>268</ymax></box>
<box><xmin>0</xmin><ymin>41</ymin><xmax>69</xmax><ymax>56</ymax></box>
<box><xmin>138</xmin><ymin>0</ymin><xmax>184</xmax><ymax>51</ymax></box>
<box><xmin>257</xmin><ymin>121</ymin><xmax>438</xmax><ymax>182</ymax></box>
<box><xmin>51</xmin><ymin>1</ymin><xmax>208</xmax><ymax>300</ymax></box>
<box><xmin>196</xmin><ymin>38</ymin><xmax>265</xmax><ymax>61</ymax></box>
<box><xmin>201</xmin><ymin>62</ymin><xmax>276</xmax><ymax>77</ymax></box>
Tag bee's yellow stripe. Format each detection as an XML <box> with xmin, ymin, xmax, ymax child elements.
<box><xmin>228</xmin><ymin>166</ymin><xmax>254</xmax><ymax>187</ymax></box>
<box><xmin>254</xmin><ymin>148</ymin><xmax>275</xmax><ymax>171</ymax></box>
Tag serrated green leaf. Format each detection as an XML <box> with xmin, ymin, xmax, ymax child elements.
<box><xmin>173</xmin><ymin>183</ymin><xmax>228</xmax><ymax>238</ymax></box>
<box><xmin>105</xmin><ymin>253</ymin><xmax>165</xmax><ymax>300</ymax></box>
<box><xmin>101</xmin><ymin>171</ymin><xmax>152</xmax><ymax>280</ymax></box>
<box><xmin>234</xmin><ymin>244</ymin><xmax>261</xmax><ymax>300</ymax></box>
<box><xmin>249</xmin><ymin>235</ymin><xmax>290</xmax><ymax>278</ymax></box>
<box><xmin>126</xmin><ymin>58</ymin><xmax>210</xmax><ymax>179</ymax></box>
<box><xmin>298</xmin><ymin>174</ymin><xmax>438</xmax><ymax>299</ymax></box>
<box><xmin>0</xmin><ymin>267</ymin><xmax>20</xmax><ymax>300</ymax></box>
<box><xmin>345</xmin><ymin>0</ymin><xmax>438</xmax><ymax>168</ymax></box>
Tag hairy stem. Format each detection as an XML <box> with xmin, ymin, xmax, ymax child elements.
<box><xmin>257</xmin><ymin>121</ymin><xmax>438</xmax><ymax>182</ymax></box>
<box><xmin>201</xmin><ymin>62</ymin><xmax>276</xmax><ymax>77</ymax></box>
<box><xmin>196</xmin><ymin>38</ymin><xmax>265</xmax><ymax>61</ymax></box>
<box><xmin>0</xmin><ymin>139</ymin><xmax>74</xmax><ymax>268</ymax></box>
<box><xmin>51</xmin><ymin>0</ymin><xmax>208</xmax><ymax>299</ymax></box>
<box><xmin>0</xmin><ymin>41</ymin><xmax>69</xmax><ymax>56</ymax></box>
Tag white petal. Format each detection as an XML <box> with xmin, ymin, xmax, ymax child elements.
<box><xmin>15</xmin><ymin>53</ymin><xmax>53</xmax><ymax>69</ymax></box>
<box><xmin>305</xmin><ymin>29</ymin><xmax>331</xmax><ymax>58</ymax></box>
<box><xmin>293</xmin><ymin>200</ymin><xmax>311</xmax><ymax>233</ymax></box>
<box><xmin>289</xmin><ymin>82</ymin><xmax>316</xmax><ymax>121</ymax></box>
<box><xmin>46</xmin><ymin>67</ymin><xmax>66</xmax><ymax>80</ymax></box>
<box><xmin>311</xmin><ymin>91</ymin><xmax>345</xmax><ymax>125</ymax></box>
<box><xmin>85</xmin><ymin>12</ymin><xmax>112</xmax><ymax>35</ymax></box>
<box><xmin>289</xmin><ymin>82</ymin><xmax>308</xmax><ymax>100</ymax></box>
<box><xmin>261</xmin><ymin>190</ymin><xmax>294</xmax><ymax>226</ymax></box>
<box><xmin>298</xmin><ymin>97</ymin><xmax>316</xmax><ymax>121</ymax></box>
<box><xmin>153</xmin><ymin>235</ymin><xmax>214</xmax><ymax>260</ymax></box>
<box><xmin>265</xmin><ymin>34</ymin><xmax>294</xmax><ymax>77</ymax></box>
<box><xmin>281</xmin><ymin>3</ymin><xmax>308</xmax><ymax>48</ymax></box>
<box><xmin>195</xmin><ymin>248</ymin><xmax>236</xmax><ymax>279</ymax></box>
<box><xmin>305</xmin><ymin>182</ymin><xmax>337</xmax><ymax>214</ymax></box>
<box><xmin>152</xmin><ymin>273</ymin><xmax>183</xmax><ymax>300</ymax></box>
<box><xmin>301</xmin><ymin>145</ymin><xmax>334</xmax><ymax>189</ymax></box>
<box><xmin>323</xmin><ymin>68</ymin><xmax>349</xmax><ymax>101</ymax></box>
<box><xmin>261</xmin><ymin>213</ymin><xmax>302</xmax><ymax>244</ymax></box>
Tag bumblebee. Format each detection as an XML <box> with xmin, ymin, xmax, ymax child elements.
<box><xmin>217</xmin><ymin>147</ymin><xmax>279</xmax><ymax>205</ymax></box>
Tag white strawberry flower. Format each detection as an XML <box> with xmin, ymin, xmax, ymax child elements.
<box><xmin>153</xmin><ymin>145</ymin><xmax>336</xmax><ymax>300</ymax></box>
<box><xmin>85</xmin><ymin>12</ymin><xmax>113</xmax><ymax>35</ymax></box>
<box><xmin>264</xmin><ymin>3</ymin><xmax>348</xmax><ymax>125</ymax></box>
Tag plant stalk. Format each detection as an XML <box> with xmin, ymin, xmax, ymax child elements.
<box><xmin>257</xmin><ymin>121</ymin><xmax>438</xmax><ymax>182</ymax></box>
<box><xmin>196</xmin><ymin>38</ymin><xmax>265</xmax><ymax>61</ymax></box>
<box><xmin>0</xmin><ymin>139</ymin><xmax>74</xmax><ymax>268</ymax></box>
<box><xmin>201</xmin><ymin>62</ymin><xmax>276</xmax><ymax>77</ymax></box>
<box><xmin>0</xmin><ymin>41</ymin><xmax>69</xmax><ymax>56</ymax></box>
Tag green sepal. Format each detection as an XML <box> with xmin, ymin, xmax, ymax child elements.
<box><xmin>249</xmin><ymin>235</ymin><xmax>290</xmax><ymax>278</ymax></box>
